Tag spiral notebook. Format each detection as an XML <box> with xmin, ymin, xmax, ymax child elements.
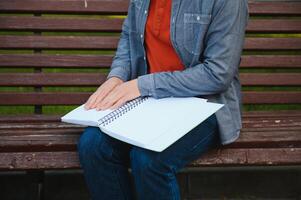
<box><xmin>61</xmin><ymin>97</ymin><xmax>223</xmax><ymax>152</ymax></box>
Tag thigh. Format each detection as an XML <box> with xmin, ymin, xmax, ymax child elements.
<box><xmin>131</xmin><ymin>114</ymin><xmax>221</xmax><ymax>173</ymax></box>
<box><xmin>80</xmin><ymin>126</ymin><xmax>132</xmax><ymax>166</ymax></box>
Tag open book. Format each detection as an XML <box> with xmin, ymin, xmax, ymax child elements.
<box><xmin>61</xmin><ymin>97</ymin><xmax>223</xmax><ymax>152</ymax></box>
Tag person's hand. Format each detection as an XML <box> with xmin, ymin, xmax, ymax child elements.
<box><xmin>84</xmin><ymin>77</ymin><xmax>124</xmax><ymax>110</ymax></box>
<box><xmin>95</xmin><ymin>79</ymin><xmax>141</xmax><ymax>111</ymax></box>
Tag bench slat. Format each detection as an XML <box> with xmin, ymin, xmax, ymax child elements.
<box><xmin>240</xmin><ymin>55</ymin><xmax>301</xmax><ymax>68</ymax></box>
<box><xmin>0</xmin><ymin>16</ymin><xmax>124</xmax><ymax>32</ymax></box>
<box><xmin>2</xmin><ymin>118</ymin><xmax>300</xmax><ymax>131</ymax></box>
<box><xmin>1</xmin><ymin>129</ymin><xmax>301</xmax><ymax>152</ymax></box>
<box><xmin>0</xmin><ymin>1</ymin><xmax>300</xmax><ymax>15</ymax></box>
<box><xmin>1</xmin><ymin>110</ymin><xmax>301</xmax><ymax>122</ymax></box>
<box><xmin>247</xmin><ymin>19</ymin><xmax>301</xmax><ymax>33</ymax></box>
<box><xmin>1</xmin><ymin>36</ymin><xmax>300</xmax><ymax>50</ymax></box>
<box><xmin>0</xmin><ymin>92</ymin><xmax>300</xmax><ymax>105</ymax></box>
<box><xmin>248</xmin><ymin>2</ymin><xmax>301</xmax><ymax>15</ymax></box>
<box><xmin>0</xmin><ymin>54</ymin><xmax>113</xmax><ymax>68</ymax></box>
<box><xmin>1</xmin><ymin>55</ymin><xmax>301</xmax><ymax>68</ymax></box>
<box><xmin>0</xmin><ymin>0</ymin><xmax>130</xmax><ymax>14</ymax></box>
<box><xmin>1</xmin><ymin>114</ymin><xmax>300</xmax><ymax>129</ymax></box>
<box><xmin>0</xmin><ymin>73</ymin><xmax>300</xmax><ymax>86</ymax></box>
<box><xmin>1</xmin><ymin>16</ymin><xmax>301</xmax><ymax>33</ymax></box>
<box><xmin>1</xmin><ymin>148</ymin><xmax>301</xmax><ymax>170</ymax></box>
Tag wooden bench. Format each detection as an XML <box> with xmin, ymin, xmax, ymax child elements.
<box><xmin>0</xmin><ymin>0</ymin><xmax>301</xmax><ymax>197</ymax></box>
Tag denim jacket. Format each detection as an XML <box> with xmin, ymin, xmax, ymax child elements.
<box><xmin>106</xmin><ymin>0</ymin><xmax>249</xmax><ymax>145</ymax></box>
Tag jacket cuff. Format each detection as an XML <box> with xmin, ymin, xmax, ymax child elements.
<box><xmin>106</xmin><ymin>66</ymin><xmax>130</xmax><ymax>82</ymax></box>
<box><xmin>137</xmin><ymin>73</ymin><xmax>155</xmax><ymax>97</ymax></box>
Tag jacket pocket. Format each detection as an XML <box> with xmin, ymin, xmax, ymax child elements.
<box><xmin>183</xmin><ymin>13</ymin><xmax>211</xmax><ymax>55</ymax></box>
<box><xmin>130</xmin><ymin>0</ymin><xmax>142</xmax><ymax>9</ymax></box>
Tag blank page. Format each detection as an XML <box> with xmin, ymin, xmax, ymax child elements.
<box><xmin>100</xmin><ymin>97</ymin><xmax>211</xmax><ymax>149</ymax></box>
<box><xmin>61</xmin><ymin>104</ymin><xmax>114</xmax><ymax>127</ymax></box>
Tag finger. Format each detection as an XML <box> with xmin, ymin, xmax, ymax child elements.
<box><xmin>84</xmin><ymin>93</ymin><xmax>98</xmax><ymax>109</ymax></box>
<box><xmin>110</xmin><ymin>97</ymin><xmax>127</xmax><ymax>110</ymax></box>
<box><xmin>90</xmin><ymin>90</ymin><xmax>106</xmax><ymax>108</ymax></box>
<box><xmin>91</xmin><ymin>83</ymin><xmax>118</xmax><ymax>108</ymax></box>
<box><xmin>90</xmin><ymin>85</ymin><xmax>115</xmax><ymax>108</ymax></box>
<box><xmin>97</xmin><ymin>87</ymin><xmax>124</xmax><ymax>110</ymax></box>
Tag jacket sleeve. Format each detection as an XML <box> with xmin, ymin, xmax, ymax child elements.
<box><xmin>137</xmin><ymin>0</ymin><xmax>249</xmax><ymax>98</ymax></box>
<box><xmin>106</xmin><ymin>14</ymin><xmax>131</xmax><ymax>82</ymax></box>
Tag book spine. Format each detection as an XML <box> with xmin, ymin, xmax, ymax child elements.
<box><xmin>97</xmin><ymin>97</ymin><xmax>149</xmax><ymax>127</ymax></box>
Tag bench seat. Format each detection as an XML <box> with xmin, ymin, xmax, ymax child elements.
<box><xmin>1</xmin><ymin>110</ymin><xmax>300</xmax><ymax>170</ymax></box>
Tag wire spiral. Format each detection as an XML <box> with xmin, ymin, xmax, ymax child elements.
<box><xmin>97</xmin><ymin>97</ymin><xmax>149</xmax><ymax>127</ymax></box>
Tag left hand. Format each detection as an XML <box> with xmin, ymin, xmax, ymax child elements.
<box><xmin>95</xmin><ymin>79</ymin><xmax>141</xmax><ymax>110</ymax></box>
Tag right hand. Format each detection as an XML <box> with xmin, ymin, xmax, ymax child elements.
<box><xmin>84</xmin><ymin>77</ymin><xmax>124</xmax><ymax>110</ymax></box>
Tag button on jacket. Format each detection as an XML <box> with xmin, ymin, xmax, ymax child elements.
<box><xmin>106</xmin><ymin>0</ymin><xmax>250</xmax><ymax>145</ymax></box>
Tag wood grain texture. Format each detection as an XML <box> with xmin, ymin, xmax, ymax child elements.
<box><xmin>0</xmin><ymin>36</ymin><xmax>300</xmax><ymax>50</ymax></box>
<box><xmin>0</xmin><ymin>1</ymin><xmax>300</xmax><ymax>15</ymax></box>
<box><xmin>1</xmin><ymin>55</ymin><xmax>301</xmax><ymax>68</ymax></box>
<box><xmin>1</xmin><ymin>148</ymin><xmax>301</xmax><ymax>170</ymax></box>
<box><xmin>0</xmin><ymin>73</ymin><xmax>300</xmax><ymax>86</ymax></box>
<box><xmin>1</xmin><ymin>17</ymin><xmax>300</xmax><ymax>33</ymax></box>
<box><xmin>0</xmin><ymin>92</ymin><xmax>301</xmax><ymax>105</ymax></box>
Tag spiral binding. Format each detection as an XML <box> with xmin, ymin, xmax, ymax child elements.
<box><xmin>97</xmin><ymin>97</ymin><xmax>149</xmax><ymax>127</ymax></box>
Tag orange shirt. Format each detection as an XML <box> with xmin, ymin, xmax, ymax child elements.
<box><xmin>145</xmin><ymin>0</ymin><xmax>185</xmax><ymax>74</ymax></box>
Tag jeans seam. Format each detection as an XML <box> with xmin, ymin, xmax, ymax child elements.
<box><xmin>190</xmin><ymin>128</ymin><xmax>218</xmax><ymax>152</ymax></box>
<box><xmin>168</xmin><ymin>176</ymin><xmax>178</xmax><ymax>200</ymax></box>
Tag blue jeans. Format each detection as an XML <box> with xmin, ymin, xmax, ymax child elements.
<box><xmin>77</xmin><ymin>113</ymin><xmax>221</xmax><ymax>200</ymax></box>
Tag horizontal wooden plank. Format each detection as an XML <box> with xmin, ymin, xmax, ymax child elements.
<box><xmin>1</xmin><ymin>148</ymin><xmax>301</xmax><ymax>170</ymax></box>
<box><xmin>1</xmin><ymin>73</ymin><xmax>300</xmax><ymax>86</ymax></box>
<box><xmin>247</xmin><ymin>19</ymin><xmax>301</xmax><ymax>33</ymax></box>
<box><xmin>0</xmin><ymin>123</ymin><xmax>300</xmax><ymax>151</ymax></box>
<box><xmin>0</xmin><ymin>36</ymin><xmax>119</xmax><ymax>50</ymax></box>
<box><xmin>1</xmin><ymin>17</ymin><xmax>300</xmax><ymax>33</ymax></box>
<box><xmin>0</xmin><ymin>54</ymin><xmax>113</xmax><ymax>68</ymax></box>
<box><xmin>0</xmin><ymin>110</ymin><xmax>301</xmax><ymax>131</ymax></box>
<box><xmin>4</xmin><ymin>92</ymin><xmax>301</xmax><ymax>105</ymax></box>
<box><xmin>0</xmin><ymin>16</ymin><xmax>124</xmax><ymax>32</ymax></box>
<box><xmin>0</xmin><ymin>0</ymin><xmax>130</xmax><ymax>14</ymax></box>
<box><xmin>0</xmin><ymin>92</ymin><xmax>90</xmax><ymax>105</ymax></box>
<box><xmin>240</xmin><ymin>55</ymin><xmax>301</xmax><ymax>68</ymax></box>
<box><xmin>0</xmin><ymin>36</ymin><xmax>300</xmax><ymax>50</ymax></box>
<box><xmin>1</xmin><ymin>55</ymin><xmax>301</xmax><ymax>68</ymax></box>
<box><xmin>0</xmin><ymin>92</ymin><xmax>300</xmax><ymax>105</ymax></box>
<box><xmin>244</xmin><ymin>38</ymin><xmax>301</xmax><ymax>51</ymax></box>
<box><xmin>0</xmin><ymin>1</ymin><xmax>300</xmax><ymax>15</ymax></box>
<box><xmin>242</xmin><ymin>91</ymin><xmax>301</xmax><ymax>104</ymax></box>
<box><xmin>240</xmin><ymin>73</ymin><xmax>301</xmax><ymax>86</ymax></box>
<box><xmin>248</xmin><ymin>1</ymin><xmax>301</xmax><ymax>15</ymax></box>
<box><xmin>1</xmin><ymin>110</ymin><xmax>301</xmax><ymax>123</ymax></box>
<box><xmin>242</xmin><ymin>110</ymin><xmax>301</xmax><ymax>118</ymax></box>
<box><xmin>191</xmin><ymin>148</ymin><xmax>301</xmax><ymax>167</ymax></box>
<box><xmin>0</xmin><ymin>73</ymin><xmax>106</xmax><ymax>86</ymax></box>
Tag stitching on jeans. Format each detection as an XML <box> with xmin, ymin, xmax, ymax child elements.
<box><xmin>190</xmin><ymin>128</ymin><xmax>218</xmax><ymax>153</ymax></box>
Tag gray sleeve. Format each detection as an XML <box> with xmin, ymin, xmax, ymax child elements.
<box><xmin>106</xmin><ymin>15</ymin><xmax>131</xmax><ymax>82</ymax></box>
<box><xmin>137</xmin><ymin>0</ymin><xmax>249</xmax><ymax>98</ymax></box>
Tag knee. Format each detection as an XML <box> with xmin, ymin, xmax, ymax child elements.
<box><xmin>77</xmin><ymin>126</ymin><xmax>101</xmax><ymax>160</ymax></box>
<box><xmin>130</xmin><ymin>147</ymin><xmax>173</xmax><ymax>177</ymax></box>
<box><xmin>130</xmin><ymin>147</ymin><xmax>152</xmax><ymax>175</ymax></box>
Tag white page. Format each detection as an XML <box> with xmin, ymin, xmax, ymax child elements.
<box><xmin>100</xmin><ymin>97</ymin><xmax>213</xmax><ymax>150</ymax></box>
<box><xmin>145</xmin><ymin>102</ymin><xmax>223</xmax><ymax>151</ymax></box>
<box><xmin>61</xmin><ymin>104</ymin><xmax>114</xmax><ymax>127</ymax></box>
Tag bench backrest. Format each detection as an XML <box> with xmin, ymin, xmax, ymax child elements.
<box><xmin>0</xmin><ymin>0</ymin><xmax>300</xmax><ymax>115</ymax></box>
